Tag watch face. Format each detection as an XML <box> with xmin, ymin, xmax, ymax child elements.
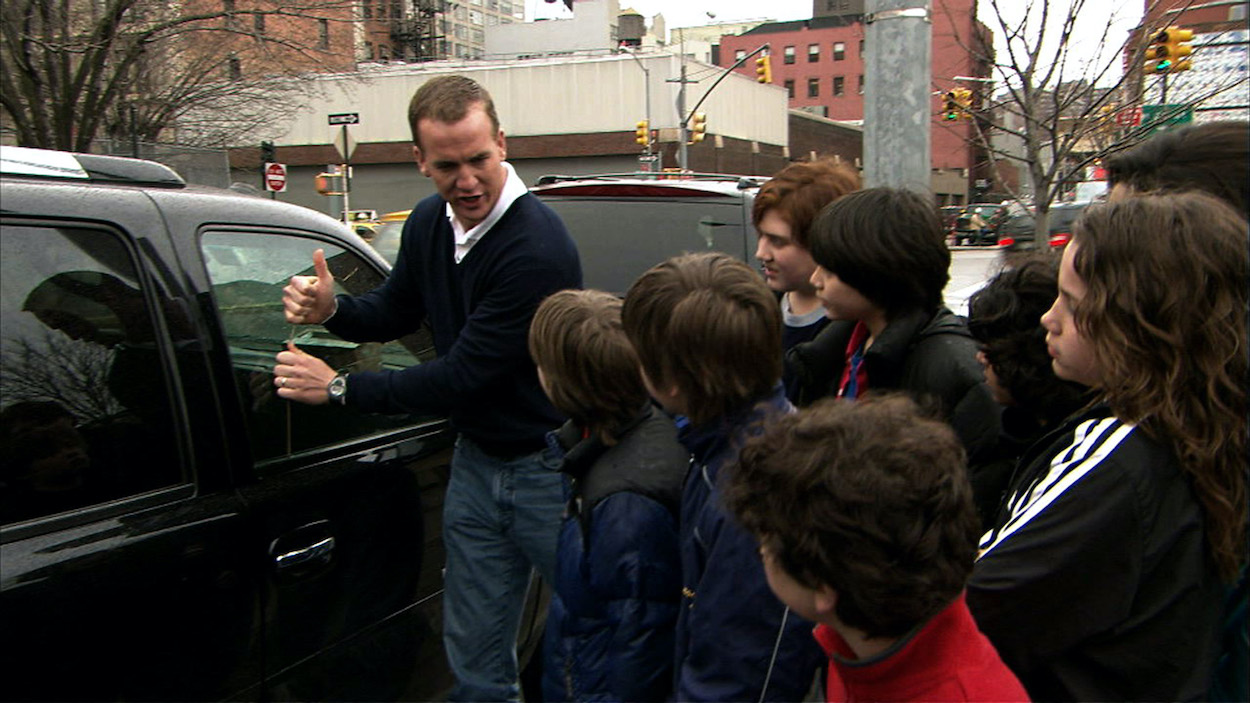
<box><xmin>329</xmin><ymin>375</ymin><xmax>347</xmax><ymax>402</ymax></box>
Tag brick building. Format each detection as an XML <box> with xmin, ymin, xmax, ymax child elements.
<box><xmin>717</xmin><ymin>0</ymin><xmax>994</xmax><ymax>204</ymax></box>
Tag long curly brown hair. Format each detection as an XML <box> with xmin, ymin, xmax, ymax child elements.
<box><xmin>1071</xmin><ymin>192</ymin><xmax>1248</xmax><ymax>581</ymax></box>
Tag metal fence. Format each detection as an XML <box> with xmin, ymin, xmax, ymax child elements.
<box><xmin>91</xmin><ymin>138</ymin><xmax>232</xmax><ymax>189</ymax></box>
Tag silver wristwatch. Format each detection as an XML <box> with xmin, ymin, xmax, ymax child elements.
<box><xmin>327</xmin><ymin>374</ymin><xmax>348</xmax><ymax>405</ymax></box>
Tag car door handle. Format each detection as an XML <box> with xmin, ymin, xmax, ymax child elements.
<box><xmin>274</xmin><ymin>536</ymin><xmax>335</xmax><ymax>571</ymax></box>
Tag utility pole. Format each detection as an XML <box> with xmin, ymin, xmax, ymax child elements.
<box><xmin>863</xmin><ymin>0</ymin><xmax>931</xmax><ymax>193</ymax></box>
<box><xmin>677</xmin><ymin>62</ymin><xmax>690</xmax><ymax>170</ymax></box>
<box><xmin>669</xmin><ymin>27</ymin><xmax>696</xmax><ymax>171</ymax></box>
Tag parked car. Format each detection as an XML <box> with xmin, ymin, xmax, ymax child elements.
<box><xmin>531</xmin><ymin>172</ymin><xmax>764</xmax><ymax>294</ymax></box>
<box><xmin>996</xmin><ymin>201</ymin><xmax>1091</xmax><ymax>251</ymax></box>
<box><xmin>0</xmin><ymin>147</ymin><xmax>545</xmax><ymax>701</ymax></box>
<box><xmin>951</xmin><ymin>202</ymin><xmax>1004</xmax><ymax>246</ymax></box>
<box><xmin>940</xmin><ymin>204</ymin><xmax>964</xmax><ymax>239</ymax></box>
<box><xmin>371</xmin><ymin>174</ymin><xmax>764</xmax><ymax>294</ymax></box>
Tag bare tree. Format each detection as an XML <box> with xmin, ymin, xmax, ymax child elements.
<box><xmin>941</xmin><ymin>0</ymin><xmax>1246</xmax><ymax>237</ymax></box>
<box><xmin>1</xmin><ymin>0</ymin><xmax>361</xmax><ymax>150</ymax></box>
<box><xmin>0</xmin><ymin>332</ymin><xmax>120</xmax><ymax>423</ymax></box>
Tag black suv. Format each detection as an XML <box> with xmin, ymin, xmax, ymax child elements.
<box><xmin>530</xmin><ymin>173</ymin><xmax>763</xmax><ymax>294</ymax></box>
<box><xmin>0</xmin><ymin>148</ymin><xmax>543</xmax><ymax>701</ymax></box>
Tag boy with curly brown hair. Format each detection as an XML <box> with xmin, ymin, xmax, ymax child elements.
<box><xmin>726</xmin><ymin>394</ymin><xmax>1028</xmax><ymax>702</ymax></box>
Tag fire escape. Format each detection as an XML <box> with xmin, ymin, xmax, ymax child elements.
<box><xmin>391</xmin><ymin>0</ymin><xmax>446</xmax><ymax>61</ymax></box>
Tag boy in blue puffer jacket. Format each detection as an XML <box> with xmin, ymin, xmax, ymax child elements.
<box><xmin>622</xmin><ymin>252</ymin><xmax>826</xmax><ymax>702</ymax></box>
<box><xmin>529</xmin><ymin>289</ymin><xmax>689</xmax><ymax>703</ymax></box>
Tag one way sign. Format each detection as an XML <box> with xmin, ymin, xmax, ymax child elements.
<box><xmin>328</xmin><ymin>113</ymin><xmax>360</xmax><ymax>125</ymax></box>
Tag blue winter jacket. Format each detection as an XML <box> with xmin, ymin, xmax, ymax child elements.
<box><xmin>541</xmin><ymin>406</ymin><xmax>689</xmax><ymax>703</ymax></box>
<box><xmin>673</xmin><ymin>384</ymin><xmax>825</xmax><ymax>702</ymax></box>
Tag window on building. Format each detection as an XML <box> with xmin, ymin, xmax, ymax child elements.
<box><xmin>228</xmin><ymin>55</ymin><xmax>242</xmax><ymax>80</ymax></box>
<box><xmin>223</xmin><ymin>0</ymin><xmax>237</xmax><ymax>28</ymax></box>
<box><xmin>784</xmin><ymin>45</ymin><xmax>796</xmax><ymax>64</ymax></box>
<box><xmin>833</xmin><ymin>76</ymin><xmax>845</xmax><ymax>96</ymax></box>
<box><xmin>808</xmin><ymin>43</ymin><xmax>820</xmax><ymax>62</ymax></box>
<box><xmin>784</xmin><ymin>79</ymin><xmax>795</xmax><ymax>99</ymax></box>
<box><xmin>364</xmin><ymin>41</ymin><xmax>374</xmax><ymax>59</ymax></box>
<box><xmin>363</xmin><ymin>0</ymin><xmax>372</xmax><ymax>18</ymax></box>
<box><xmin>859</xmin><ymin>39</ymin><xmax>865</xmax><ymax>55</ymax></box>
<box><xmin>858</xmin><ymin>74</ymin><xmax>864</xmax><ymax>94</ymax></box>
<box><xmin>253</xmin><ymin>12</ymin><xmax>265</xmax><ymax>36</ymax></box>
<box><xmin>833</xmin><ymin>42</ymin><xmax>845</xmax><ymax>61</ymax></box>
<box><xmin>807</xmin><ymin>77</ymin><xmax>820</xmax><ymax>97</ymax></box>
<box><xmin>735</xmin><ymin>49</ymin><xmax>746</xmax><ymax>61</ymax></box>
<box><xmin>318</xmin><ymin>19</ymin><xmax>330</xmax><ymax>49</ymax></box>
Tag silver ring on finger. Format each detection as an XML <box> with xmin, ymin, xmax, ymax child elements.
<box><xmin>279</xmin><ymin>376</ymin><xmax>287</xmax><ymax>388</ymax></box>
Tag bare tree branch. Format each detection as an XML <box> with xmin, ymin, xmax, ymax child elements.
<box><xmin>2</xmin><ymin>0</ymin><xmax>363</xmax><ymax>150</ymax></box>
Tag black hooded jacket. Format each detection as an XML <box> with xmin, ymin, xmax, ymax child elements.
<box><xmin>785</xmin><ymin>307</ymin><xmax>1000</xmax><ymax>464</ymax></box>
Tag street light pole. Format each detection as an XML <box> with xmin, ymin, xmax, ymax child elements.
<box><xmin>622</xmin><ymin>49</ymin><xmax>654</xmax><ymax>163</ymax></box>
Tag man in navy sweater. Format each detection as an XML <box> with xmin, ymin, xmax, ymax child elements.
<box><xmin>274</xmin><ymin>75</ymin><xmax>582</xmax><ymax>702</ymax></box>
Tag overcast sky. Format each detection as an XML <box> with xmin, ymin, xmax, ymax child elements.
<box><xmin>523</xmin><ymin>0</ymin><xmax>1145</xmax><ymax>84</ymax></box>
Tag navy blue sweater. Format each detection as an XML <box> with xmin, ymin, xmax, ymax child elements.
<box><xmin>325</xmin><ymin>191</ymin><xmax>582</xmax><ymax>453</ymax></box>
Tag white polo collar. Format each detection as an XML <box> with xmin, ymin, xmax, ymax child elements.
<box><xmin>447</xmin><ymin>161</ymin><xmax>527</xmax><ymax>264</ymax></box>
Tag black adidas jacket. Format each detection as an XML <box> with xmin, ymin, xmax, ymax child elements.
<box><xmin>968</xmin><ymin>405</ymin><xmax>1224</xmax><ymax>701</ymax></box>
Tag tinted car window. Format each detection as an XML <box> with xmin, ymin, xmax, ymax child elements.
<box><xmin>201</xmin><ymin>231</ymin><xmax>436</xmax><ymax>466</ymax></box>
<box><xmin>1</xmin><ymin>224</ymin><xmax>183</xmax><ymax>524</ymax></box>
<box><xmin>539</xmin><ymin>197</ymin><xmax>751</xmax><ymax>294</ymax></box>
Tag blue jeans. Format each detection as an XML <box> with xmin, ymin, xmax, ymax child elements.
<box><xmin>443</xmin><ymin>435</ymin><xmax>564</xmax><ymax>703</ymax></box>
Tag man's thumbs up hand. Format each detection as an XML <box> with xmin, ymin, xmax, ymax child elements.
<box><xmin>283</xmin><ymin>248</ymin><xmax>337</xmax><ymax>325</ymax></box>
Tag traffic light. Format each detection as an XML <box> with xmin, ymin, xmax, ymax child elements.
<box><xmin>942</xmin><ymin>91</ymin><xmax>959</xmax><ymax>121</ymax></box>
<box><xmin>635</xmin><ymin>120</ymin><xmax>649</xmax><ymax>147</ymax></box>
<box><xmin>688</xmin><ymin>112</ymin><xmax>706</xmax><ymax>144</ymax></box>
<box><xmin>954</xmin><ymin>88</ymin><xmax>973</xmax><ymax>117</ymax></box>
<box><xmin>315</xmin><ymin>171</ymin><xmax>344</xmax><ymax>196</ymax></box>
<box><xmin>755</xmin><ymin>55</ymin><xmax>772</xmax><ymax>84</ymax></box>
<box><xmin>1145</xmin><ymin>26</ymin><xmax>1194</xmax><ymax>74</ymax></box>
<box><xmin>260</xmin><ymin>140</ymin><xmax>275</xmax><ymax>165</ymax></box>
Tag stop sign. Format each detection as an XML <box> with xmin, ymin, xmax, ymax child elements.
<box><xmin>264</xmin><ymin>162</ymin><xmax>287</xmax><ymax>192</ymax></box>
<box><xmin>1115</xmin><ymin>107</ymin><xmax>1143</xmax><ymax>127</ymax></box>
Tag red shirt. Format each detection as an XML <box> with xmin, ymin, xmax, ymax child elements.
<box><xmin>815</xmin><ymin>593</ymin><xmax>1029</xmax><ymax>703</ymax></box>
<box><xmin>837</xmin><ymin>321</ymin><xmax>870</xmax><ymax>400</ymax></box>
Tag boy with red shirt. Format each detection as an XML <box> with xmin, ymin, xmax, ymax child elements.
<box><xmin>725</xmin><ymin>394</ymin><xmax>1028</xmax><ymax>702</ymax></box>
